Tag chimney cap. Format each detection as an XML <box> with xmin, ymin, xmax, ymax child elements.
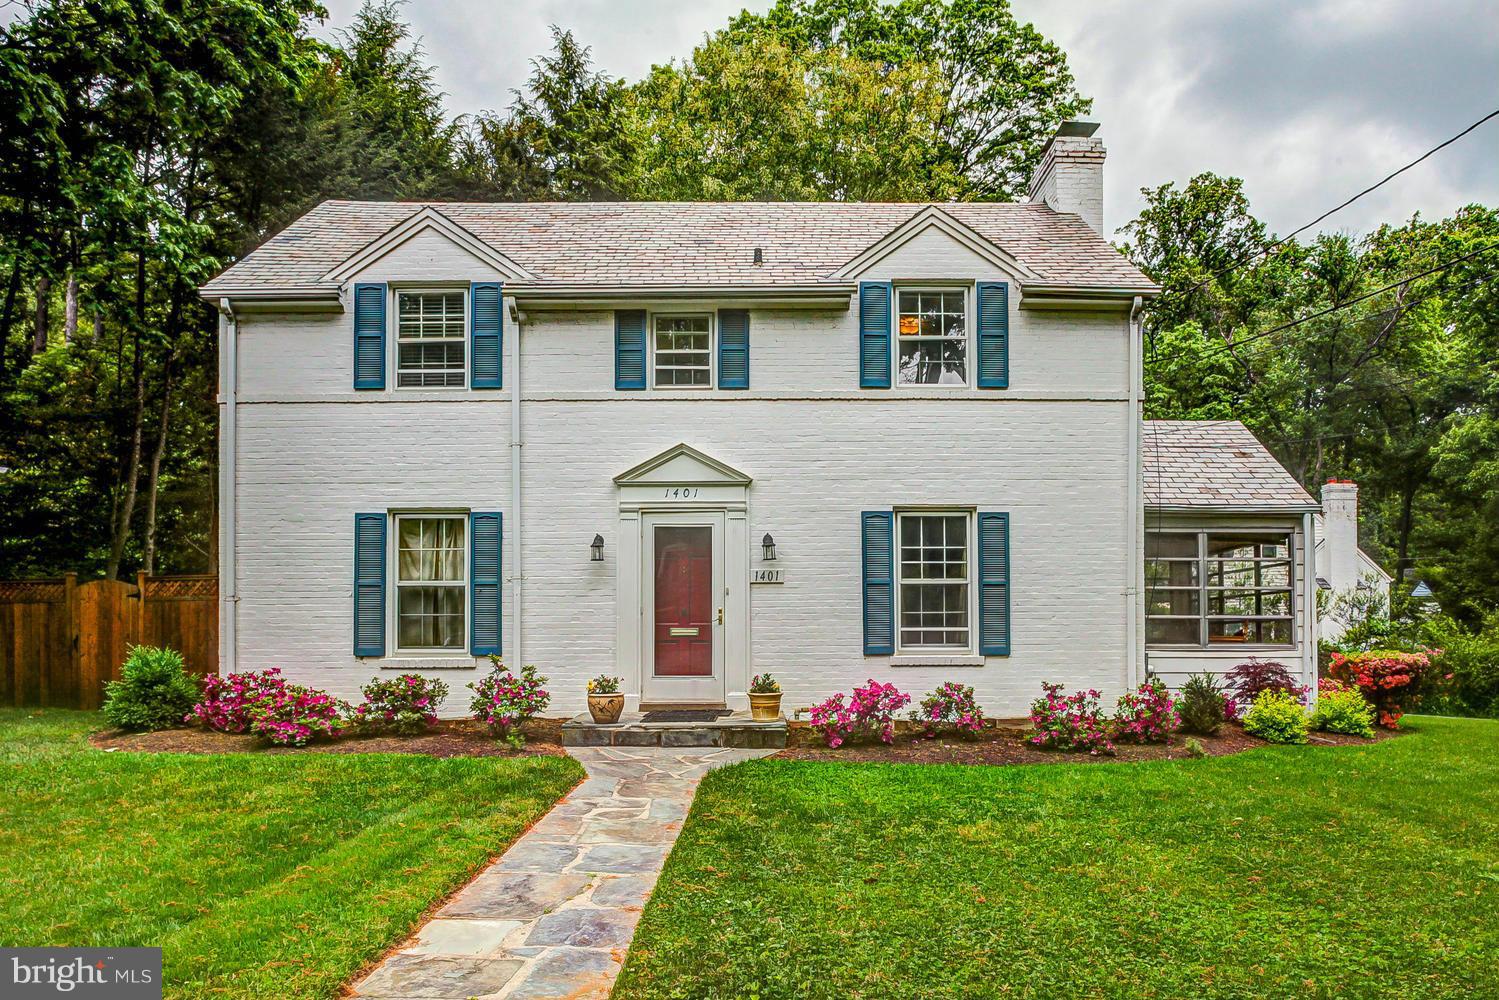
<box><xmin>1056</xmin><ymin>120</ymin><xmax>1100</xmax><ymax>138</ymax></box>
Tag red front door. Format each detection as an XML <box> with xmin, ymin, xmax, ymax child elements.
<box><xmin>653</xmin><ymin>525</ymin><xmax>713</xmax><ymax>676</ymax></box>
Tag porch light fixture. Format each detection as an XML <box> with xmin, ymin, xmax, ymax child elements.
<box><xmin>590</xmin><ymin>534</ymin><xmax>605</xmax><ymax>562</ymax></box>
<box><xmin>761</xmin><ymin>533</ymin><xmax>777</xmax><ymax>561</ymax></box>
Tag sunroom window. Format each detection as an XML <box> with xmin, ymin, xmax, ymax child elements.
<box><xmin>897</xmin><ymin>512</ymin><xmax>971</xmax><ymax>650</ymax></box>
<box><xmin>396</xmin><ymin>290</ymin><xmax>465</xmax><ymax>388</ymax></box>
<box><xmin>394</xmin><ymin>515</ymin><xmax>466</xmax><ymax>651</ymax></box>
<box><xmin>1146</xmin><ymin>531</ymin><xmax>1294</xmax><ymax>646</ymax></box>
<box><xmin>896</xmin><ymin>288</ymin><xmax>966</xmax><ymax>385</ymax></box>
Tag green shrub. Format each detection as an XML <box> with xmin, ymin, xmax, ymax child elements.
<box><xmin>1183</xmin><ymin>737</ymin><xmax>1207</xmax><ymax>758</ymax></box>
<box><xmin>1178</xmin><ymin>673</ymin><xmax>1227</xmax><ymax>735</ymax></box>
<box><xmin>1310</xmin><ymin>680</ymin><xmax>1376</xmax><ymax>737</ymax></box>
<box><xmin>1242</xmin><ymin>689</ymin><xmax>1309</xmax><ymax>745</ymax></box>
<box><xmin>1418</xmin><ymin>615</ymin><xmax>1499</xmax><ymax>718</ymax></box>
<box><xmin>102</xmin><ymin>645</ymin><xmax>200</xmax><ymax>731</ymax></box>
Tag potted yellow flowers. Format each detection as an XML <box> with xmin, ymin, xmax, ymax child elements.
<box><xmin>587</xmin><ymin>674</ymin><xmax>624</xmax><ymax>723</ymax></box>
<box><xmin>748</xmin><ymin>673</ymin><xmax>783</xmax><ymax>721</ymax></box>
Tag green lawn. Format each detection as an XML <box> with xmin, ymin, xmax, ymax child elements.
<box><xmin>617</xmin><ymin>716</ymin><xmax>1499</xmax><ymax>1000</ymax></box>
<box><xmin>0</xmin><ymin>709</ymin><xmax>581</xmax><ymax>1000</ymax></box>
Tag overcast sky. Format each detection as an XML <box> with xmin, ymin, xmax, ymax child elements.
<box><xmin>320</xmin><ymin>0</ymin><xmax>1497</xmax><ymax>240</ymax></box>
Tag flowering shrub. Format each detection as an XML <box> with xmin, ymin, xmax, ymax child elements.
<box><xmin>470</xmin><ymin>657</ymin><xmax>550</xmax><ymax>748</ymax></box>
<box><xmin>252</xmin><ymin>684</ymin><xmax>346</xmax><ymax>746</ymax></box>
<box><xmin>587</xmin><ymin>674</ymin><xmax>621</xmax><ymax>695</ymax></box>
<box><xmin>1225</xmin><ymin>659</ymin><xmax>1307</xmax><ymax>707</ymax></box>
<box><xmin>912</xmin><ymin>682</ymin><xmax>985</xmax><ymax>738</ymax></box>
<box><xmin>1310</xmin><ymin>679</ymin><xmax>1376</xmax><ymax>737</ymax></box>
<box><xmin>1177</xmin><ymin>672</ymin><xmax>1226</xmax><ymax>735</ymax></box>
<box><xmin>1328</xmin><ymin>648</ymin><xmax>1437</xmax><ymax>729</ymax></box>
<box><xmin>354</xmin><ymin>674</ymin><xmax>448</xmax><ymax>735</ymax></box>
<box><xmin>1241</xmin><ymin>689</ymin><xmax>1309</xmax><ymax>745</ymax></box>
<box><xmin>808</xmin><ymin>680</ymin><xmax>911</xmax><ymax>748</ymax></box>
<box><xmin>1113</xmin><ymin>680</ymin><xmax>1180</xmax><ymax>743</ymax></box>
<box><xmin>1029</xmin><ymin>683</ymin><xmax>1114</xmax><ymax>755</ymax></box>
<box><xmin>188</xmin><ymin>668</ymin><xmax>291</xmax><ymax>733</ymax></box>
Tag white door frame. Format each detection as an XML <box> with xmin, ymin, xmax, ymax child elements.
<box><xmin>614</xmin><ymin>444</ymin><xmax>752</xmax><ymax>711</ymax></box>
<box><xmin>640</xmin><ymin>510</ymin><xmax>725</xmax><ymax>704</ymax></box>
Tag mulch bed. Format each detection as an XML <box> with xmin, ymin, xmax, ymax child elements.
<box><xmin>89</xmin><ymin>717</ymin><xmax>567</xmax><ymax>758</ymax></box>
<box><xmin>773</xmin><ymin>718</ymin><xmax>1397</xmax><ymax>766</ymax></box>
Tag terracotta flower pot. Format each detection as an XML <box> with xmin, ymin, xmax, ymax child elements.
<box><xmin>587</xmin><ymin>693</ymin><xmax>624</xmax><ymax>724</ymax></box>
<box><xmin>748</xmin><ymin>691</ymin><xmax>783</xmax><ymax>722</ymax></box>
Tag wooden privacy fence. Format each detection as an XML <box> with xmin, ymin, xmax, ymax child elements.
<box><xmin>0</xmin><ymin>573</ymin><xmax>218</xmax><ymax>710</ymax></box>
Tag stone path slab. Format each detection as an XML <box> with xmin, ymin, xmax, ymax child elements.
<box><xmin>349</xmin><ymin>745</ymin><xmax>772</xmax><ymax>1000</ymax></box>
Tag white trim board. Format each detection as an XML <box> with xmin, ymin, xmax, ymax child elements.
<box><xmin>830</xmin><ymin>205</ymin><xmax>1042</xmax><ymax>282</ymax></box>
<box><xmin>323</xmin><ymin>205</ymin><xmax>535</xmax><ymax>284</ymax></box>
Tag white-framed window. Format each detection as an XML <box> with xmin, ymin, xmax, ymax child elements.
<box><xmin>393</xmin><ymin>514</ymin><xmax>467</xmax><ymax>652</ymax></box>
<box><xmin>896</xmin><ymin>287</ymin><xmax>968</xmax><ymax>386</ymax></box>
<box><xmin>896</xmin><ymin>511</ymin><xmax>973</xmax><ymax>651</ymax></box>
<box><xmin>1146</xmin><ymin>530</ymin><xmax>1295</xmax><ymax>647</ymax></box>
<box><xmin>652</xmin><ymin>313</ymin><xmax>712</xmax><ymax>388</ymax></box>
<box><xmin>396</xmin><ymin>289</ymin><xmax>466</xmax><ymax>388</ymax></box>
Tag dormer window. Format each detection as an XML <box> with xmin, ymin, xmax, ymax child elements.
<box><xmin>396</xmin><ymin>290</ymin><xmax>466</xmax><ymax>388</ymax></box>
<box><xmin>896</xmin><ymin>288</ymin><xmax>967</xmax><ymax>386</ymax></box>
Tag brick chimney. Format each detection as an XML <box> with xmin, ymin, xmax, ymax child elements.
<box><xmin>1319</xmin><ymin>479</ymin><xmax>1361</xmax><ymax>595</ymax></box>
<box><xmin>1026</xmin><ymin>121</ymin><xmax>1105</xmax><ymax>234</ymax></box>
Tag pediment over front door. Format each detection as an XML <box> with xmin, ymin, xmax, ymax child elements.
<box><xmin>613</xmin><ymin>443</ymin><xmax>752</xmax><ymax>487</ymax></box>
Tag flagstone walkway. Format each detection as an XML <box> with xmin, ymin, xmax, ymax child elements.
<box><xmin>349</xmin><ymin>745</ymin><xmax>773</xmax><ymax>1000</ymax></box>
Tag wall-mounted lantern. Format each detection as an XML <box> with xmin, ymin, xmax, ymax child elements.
<box><xmin>590</xmin><ymin>534</ymin><xmax>605</xmax><ymax>562</ymax></box>
<box><xmin>761</xmin><ymin>533</ymin><xmax>777</xmax><ymax>561</ymax></box>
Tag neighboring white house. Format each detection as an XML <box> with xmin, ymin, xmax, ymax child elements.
<box><xmin>200</xmin><ymin>121</ymin><xmax>1327</xmax><ymax>717</ymax></box>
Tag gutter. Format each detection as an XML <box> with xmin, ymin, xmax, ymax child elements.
<box><xmin>508</xmin><ymin>297</ymin><xmax>524</xmax><ymax>669</ymax></box>
<box><xmin>507</xmin><ymin>283</ymin><xmax>856</xmax><ymax>308</ymax></box>
<box><xmin>217</xmin><ymin>298</ymin><xmax>239</xmax><ymax>674</ymax></box>
<box><xmin>1126</xmin><ymin>296</ymin><xmax>1144</xmax><ymax>690</ymax></box>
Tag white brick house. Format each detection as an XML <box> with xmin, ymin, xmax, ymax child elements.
<box><xmin>200</xmin><ymin>122</ymin><xmax>1329</xmax><ymax>718</ymax></box>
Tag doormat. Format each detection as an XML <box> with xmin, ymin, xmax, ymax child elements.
<box><xmin>641</xmin><ymin>710</ymin><xmax>732</xmax><ymax>723</ymax></box>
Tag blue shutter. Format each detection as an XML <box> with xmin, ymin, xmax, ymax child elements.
<box><xmin>859</xmin><ymin>281</ymin><xmax>892</xmax><ymax>388</ymax></box>
<box><xmin>615</xmin><ymin>310</ymin><xmax>647</xmax><ymax>390</ymax></box>
<box><xmin>718</xmin><ymin>309</ymin><xmax>749</xmax><ymax>389</ymax></box>
<box><xmin>861</xmin><ymin>511</ymin><xmax>895</xmax><ymax>654</ymax></box>
<box><xmin>977</xmin><ymin>512</ymin><xmax>1011</xmax><ymax>655</ymax></box>
<box><xmin>469</xmin><ymin>511</ymin><xmax>502</xmax><ymax>656</ymax></box>
<box><xmin>470</xmin><ymin>282</ymin><xmax>503</xmax><ymax>388</ymax></box>
<box><xmin>976</xmin><ymin>282</ymin><xmax>1010</xmax><ymax>388</ymax></box>
<box><xmin>353</xmin><ymin>283</ymin><xmax>387</xmax><ymax>389</ymax></box>
<box><xmin>353</xmin><ymin>513</ymin><xmax>386</xmax><ymax>656</ymax></box>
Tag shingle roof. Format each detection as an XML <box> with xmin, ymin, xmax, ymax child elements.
<box><xmin>201</xmin><ymin>200</ymin><xmax>1155</xmax><ymax>294</ymax></box>
<box><xmin>1143</xmin><ymin>421</ymin><xmax>1317</xmax><ymax>510</ymax></box>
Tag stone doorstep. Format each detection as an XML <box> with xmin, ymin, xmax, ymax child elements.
<box><xmin>561</xmin><ymin>711</ymin><xmax>788</xmax><ymax>749</ymax></box>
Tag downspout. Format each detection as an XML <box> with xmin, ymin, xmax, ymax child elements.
<box><xmin>1303</xmin><ymin>510</ymin><xmax>1319</xmax><ymax>707</ymax></box>
<box><xmin>217</xmin><ymin>298</ymin><xmax>238</xmax><ymax>674</ymax></box>
<box><xmin>508</xmin><ymin>298</ymin><xmax>523</xmax><ymax>668</ymax></box>
<box><xmin>1125</xmin><ymin>296</ymin><xmax>1144</xmax><ymax>690</ymax></box>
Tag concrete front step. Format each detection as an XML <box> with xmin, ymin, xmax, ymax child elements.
<box><xmin>562</xmin><ymin>711</ymin><xmax>787</xmax><ymax>749</ymax></box>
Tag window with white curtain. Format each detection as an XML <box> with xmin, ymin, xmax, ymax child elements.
<box><xmin>394</xmin><ymin>515</ymin><xmax>466</xmax><ymax>651</ymax></box>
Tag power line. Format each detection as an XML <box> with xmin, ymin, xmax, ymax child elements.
<box><xmin>1152</xmin><ymin>243</ymin><xmax>1499</xmax><ymax>373</ymax></box>
<box><xmin>1154</xmin><ymin>107</ymin><xmax>1499</xmax><ymax>302</ymax></box>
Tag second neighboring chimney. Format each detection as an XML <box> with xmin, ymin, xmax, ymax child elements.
<box><xmin>1320</xmin><ymin>479</ymin><xmax>1361</xmax><ymax>595</ymax></box>
<box><xmin>1027</xmin><ymin>120</ymin><xmax>1105</xmax><ymax>234</ymax></box>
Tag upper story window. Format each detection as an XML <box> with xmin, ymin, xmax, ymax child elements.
<box><xmin>897</xmin><ymin>288</ymin><xmax>967</xmax><ymax>386</ymax></box>
<box><xmin>897</xmin><ymin>511</ymin><xmax>972</xmax><ymax>651</ymax></box>
<box><xmin>396</xmin><ymin>290</ymin><xmax>466</xmax><ymax>388</ymax></box>
<box><xmin>1146</xmin><ymin>531</ymin><xmax>1295</xmax><ymax>647</ymax></box>
<box><xmin>653</xmin><ymin>314</ymin><xmax>712</xmax><ymax>388</ymax></box>
<box><xmin>394</xmin><ymin>514</ymin><xmax>466</xmax><ymax>652</ymax></box>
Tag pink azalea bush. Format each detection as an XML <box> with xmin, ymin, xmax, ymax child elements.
<box><xmin>354</xmin><ymin>673</ymin><xmax>448</xmax><ymax>735</ymax></box>
<box><xmin>188</xmin><ymin>668</ymin><xmax>292</xmax><ymax>733</ymax></box>
<box><xmin>913</xmin><ymin>682</ymin><xmax>985</xmax><ymax>738</ymax></box>
<box><xmin>1029</xmin><ymin>682</ymin><xmax>1114</xmax><ymax>755</ymax></box>
<box><xmin>1113</xmin><ymin>679</ymin><xmax>1180</xmax><ymax>743</ymax></box>
<box><xmin>808</xmin><ymin>680</ymin><xmax>911</xmax><ymax>748</ymax></box>
<box><xmin>1328</xmin><ymin>648</ymin><xmax>1439</xmax><ymax>729</ymax></box>
<box><xmin>252</xmin><ymin>684</ymin><xmax>346</xmax><ymax>746</ymax></box>
<box><xmin>469</xmin><ymin>657</ymin><xmax>550</xmax><ymax>748</ymax></box>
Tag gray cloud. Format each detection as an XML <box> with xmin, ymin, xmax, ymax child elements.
<box><xmin>320</xmin><ymin>0</ymin><xmax>1498</xmax><ymax>238</ymax></box>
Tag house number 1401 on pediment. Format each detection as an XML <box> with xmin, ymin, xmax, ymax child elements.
<box><xmin>662</xmin><ymin>488</ymin><xmax>701</xmax><ymax>499</ymax></box>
